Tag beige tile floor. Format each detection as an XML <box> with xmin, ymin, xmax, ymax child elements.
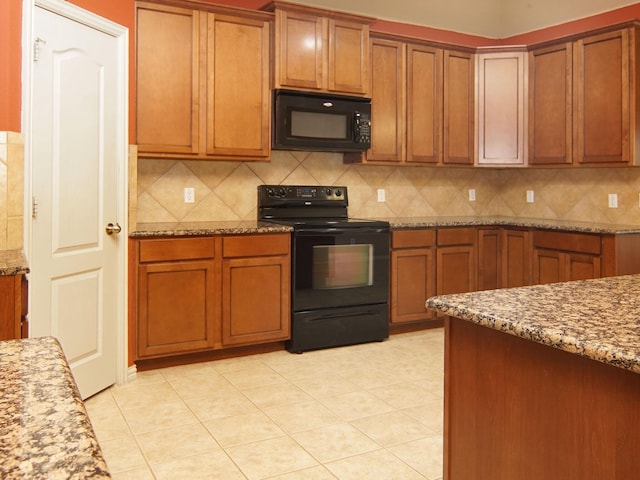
<box><xmin>85</xmin><ymin>329</ymin><xmax>444</xmax><ymax>480</ymax></box>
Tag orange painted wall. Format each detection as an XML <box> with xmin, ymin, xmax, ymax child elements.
<box><xmin>3</xmin><ymin>1</ymin><xmax>640</xmax><ymax>135</ymax></box>
<box><xmin>0</xmin><ymin>0</ymin><xmax>23</xmax><ymax>132</ymax></box>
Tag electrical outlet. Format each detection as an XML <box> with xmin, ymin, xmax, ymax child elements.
<box><xmin>608</xmin><ymin>193</ymin><xmax>618</xmax><ymax>208</ymax></box>
<box><xmin>469</xmin><ymin>189</ymin><xmax>476</xmax><ymax>201</ymax></box>
<box><xmin>184</xmin><ymin>187</ymin><xmax>195</xmax><ymax>203</ymax></box>
<box><xmin>377</xmin><ymin>189</ymin><xmax>386</xmax><ymax>202</ymax></box>
<box><xmin>526</xmin><ymin>190</ymin><xmax>534</xmax><ymax>203</ymax></box>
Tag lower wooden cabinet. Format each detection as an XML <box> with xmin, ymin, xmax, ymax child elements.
<box><xmin>436</xmin><ymin>228</ymin><xmax>477</xmax><ymax>294</ymax></box>
<box><xmin>478</xmin><ymin>228</ymin><xmax>531</xmax><ymax>290</ymax></box>
<box><xmin>133</xmin><ymin>233</ymin><xmax>291</xmax><ymax>361</ymax></box>
<box><xmin>222</xmin><ymin>234</ymin><xmax>290</xmax><ymax>346</ymax></box>
<box><xmin>0</xmin><ymin>274</ymin><xmax>28</xmax><ymax>340</ymax></box>
<box><xmin>390</xmin><ymin>229</ymin><xmax>436</xmax><ymax>324</ymax></box>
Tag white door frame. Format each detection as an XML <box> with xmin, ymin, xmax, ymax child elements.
<box><xmin>22</xmin><ymin>0</ymin><xmax>130</xmax><ymax>386</ymax></box>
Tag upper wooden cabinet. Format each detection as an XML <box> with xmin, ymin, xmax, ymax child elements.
<box><xmin>476</xmin><ymin>49</ymin><xmax>528</xmax><ymax>167</ymax></box>
<box><xmin>529</xmin><ymin>27</ymin><xmax>640</xmax><ymax>166</ymax></box>
<box><xmin>135</xmin><ymin>1</ymin><xmax>271</xmax><ymax>160</ymax></box>
<box><xmin>264</xmin><ymin>1</ymin><xmax>373</xmax><ymax>95</ymax></box>
<box><xmin>350</xmin><ymin>33</ymin><xmax>474</xmax><ymax>165</ymax></box>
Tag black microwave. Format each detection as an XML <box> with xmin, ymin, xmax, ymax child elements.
<box><xmin>272</xmin><ymin>89</ymin><xmax>371</xmax><ymax>152</ymax></box>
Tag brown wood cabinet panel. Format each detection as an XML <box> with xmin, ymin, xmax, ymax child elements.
<box><xmin>533</xmin><ymin>248</ymin><xmax>563</xmax><ymax>284</ymax></box>
<box><xmin>533</xmin><ymin>230</ymin><xmax>600</xmax><ymax>255</ymax></box>
<box><xmin>137</xmin><ymin>259</ymin><xmax>217</xmax><ymax>358</ymax></box>
<box><xmin>391</xmin><ymin>229</ymin><xmax>436</xmax><ymax>249</ymax></box>
<box><xmin>574</xmin><ymin>29</ymin><xmax>630</xmax><ymax>165</ymax></box>
<box><xmin>477</xmin><ymin>228</ymin><xmax>500</xmax><ymax>291</ymax></box>
<box><xmin>205</xmin><ymin>14</ymin><xmax>270</xmax><ymax>159</ymax></box>
<box><xmin>445</xmin><ymin>316</ymin><xmax>640</xmax><ymax>480</ymax></box>
<box><xmin>368</xmin><ymin>38</ymin><xmax>404</xmax><ymax>162</ymax></box>
<box><xmin>223</xmin><ymin>234</ymin><xmax>290</xmax><ymax>257</ymax></box>
<box><xmin>437</xmin><ymin>245</ymin><xmax>476</xmax><ymax>295</ymax></box>
<box><xmin>139</xmin><ymin>237</ymin><xmax>215</xmax><ymax>263</ymax></box>
<box><xmin>136</xmin><ymin>2</ymin><xmax>201</xmax><ymax>154</ymax></box>
<box><xmin>407</xmin><ymin>45</ymin><xmax>442</xmax><ymax>164</ymax></box>
<box><xmin>328</xmin><ymin>18</ymin><xmax>369</xmax><ymax>94</ymax></box>
<box><xmin>273</xmin><ymin>8</ymin><xmax>324</xmax><ymax>91</ymax></box>
<box><xmin>222</xmin><ymin>254</ymin><xmax>290</xmax><ymax>346</ymax></box>
<box><xmin>391</xmin><ymin>247</ymin><xmax>435</xmax><ymax>324</ymax></box>
<box><xmin>528</xmin><ymin>43</ymin><xmax>572</xmax><ymax>165</ymax></box>
<box><xmin>437</xmin><ymin>227</ymin><xmax>476</xmax><ymax>246</ymax></box>
<box><xmin>443</xmin><ymin>50</ymin><xmax>475</xmax><ymax>165</ymax></box>
<box><xmin>502</xmin><ymin>229</ymin><xmax>531</xmax><ymax>287</ymax></box>
<box><xmin>0</xmin><ymin>275</ymin><xmax>23</xmax><ymax>341</ymax></box>
<box><xmin>566</xmin><ymin>252</ymin><xmax>600</xmax><ymax>281</ymax></box>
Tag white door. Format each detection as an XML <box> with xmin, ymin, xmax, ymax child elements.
<box><xmin>28</xmin><ymin>1</ymin><xmax>128</xmax><ymax>399</ymax></box>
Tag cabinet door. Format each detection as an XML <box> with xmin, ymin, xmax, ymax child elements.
<box><xmin>574</xmin><ymin>29</ymin><xmax>630</xmax><ymax>165</ymax></box>
<box><xmin>0</xmin><ymin>275</ymin><xmax>22</xmax><ymax>340</ymax></box>
<box><xmin>274</xmin><ymin>9</ymin><xmax>324</xmax><ymax>90</ymax></box>
<box><xmin>528</xmin><ymin>43</ymin><xmax>572</xmax><ymax>165</ymax></box>
<box><xmin>222</xmin><ymin>255</ymin><xmax>291</xmax><ymax>346</ymax></box>
<box><xmin>136</xmin><ymin>2</ymin><xmax>201</xmax><ymax>154</ymax></box>
<box><xmin>502</xmin><ymin>229</ymin><xmax>531</xmax><ymax>287</ymax></box>
<box><xmin>477</xmin><ymin>51</ymin><xmax>527</xmax><ymax>166</ymax></box>
<box><xmin>206</xmin><ymin>14</ymin><xmax>270</xmax><ymax>159</ymax></box>
<box><xmin>566</xmin><ymin>252</ymin><xmax>600</xmax><ymax>281</ymax></box>
<box><xmin>368</xmin><ymin>38</ymin><xmax>405</xmax><ymax>162</ymax></box>
<box><xmin>391</xmin><ymin>248</ymin><xmax>436</xmax><ymax>323</ymax></box>
<box><xmin>532</xmin><ymin>249</ymin><xmax>563</xmax><ymax>285</ymax></box>
<box><xmin>137</xmin><ymin>260</ymin><xmax>216</xmax><ymax>358</ymax></box>
<box><xmin>407</xmin><ymin>45</ymin><xmax>442</xmax><ymax>164</ymax></box>
<box><xmin>437</xmin><ymin>246</ymin><xmax>477</xmax><ymax>294</ymax></box>
<box><xmin>328</xmin><ymin>18</ymin><xmax>369</xmax><ymax>94</ymax></box>
<box><xmin>477</xmin><ymin>228</ymin><xmax>500</xmax><ymax>291</ymax></box>
<box><xmin>443</xmin><ymin>50</ymin><xmax>474</xmax><ymax>165</ymax></box>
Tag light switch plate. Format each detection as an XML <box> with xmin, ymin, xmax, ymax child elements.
<box><xmin>608</xmin><ymin>193</ymin><xmax>618</xmax><ymax>208</ymax></box>
<box><xmin>526</xmin><ymin>190</ymin><xmax>534</xmax><ymax>203</ymax></box>
<box><xmin>377</xmin><ymin>189</ymin><xmax>385</xmax><ymax>202</ymax></box>
<box><xmin>469</xmin><ymin>189</ymin><xmax>476</xmax><ymax>201</ymax></box>
<box><xmin>184</xmin><ymin>187</ymin><xmax>195</xmax><ymax>203</ymax></box>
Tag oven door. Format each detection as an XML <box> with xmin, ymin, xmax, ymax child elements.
<box><xmin>292</xmin><ymin>226</ymin><xmax>389</xmax><ymax>312</ymax></box>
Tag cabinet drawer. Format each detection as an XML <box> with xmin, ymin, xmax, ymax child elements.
<box><xmin>533</xmin><ymin>230</ymin><xmax>601</xmax><ymax>255</ymax></box>
<box><xmin>139</xmin><ymin>237</ymin><xmax>216</xmax><ymax>263</ymax></box>
<box><xmin>223</xmin><ymin>234</ymin><xmax>290</xmax><ymax>257</ymax></box>
<box><xmin>437</xmin><ymin>227</ymin><xmax>476</xmax><ymax>246</ymax></box>
<box><xmin>392</xmin><ymin>229</ymin><xmax>436</xmax><ymax>248</ymax></box>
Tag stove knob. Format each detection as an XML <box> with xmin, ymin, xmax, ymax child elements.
<box><xmin>278</xmin><ymin>187</ymin><xmax>286</xmax><ymax>197</ymax></box>
<box><xmin>325</xmin><ymin>188</ymin><xmax>332</xmax><ymax>197</ymax></box>
<box><xmin>335</xmin><ymin>189</ymin><xmax>343</xmax><ymax>197</ymax></box>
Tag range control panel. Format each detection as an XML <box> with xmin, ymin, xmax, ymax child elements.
<box><xmin>260</xmin><ymin>185</ymin><xmax>347</xmax><ymax>202</ymax></box>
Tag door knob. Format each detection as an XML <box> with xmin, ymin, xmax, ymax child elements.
<box><xmin>105</xmin><ymin>222</ymin><xmax>122</xmax><ymax>235</ymax></box>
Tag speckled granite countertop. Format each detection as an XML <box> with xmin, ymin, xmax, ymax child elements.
<box><xmin>0</xmin><ymin>337</ymin><xmax>110</xmax><ymax>479</ymax></box>
<box><xmin>130</xmin><ymin>220</ymin><xmax>293</xmax><ymax>238</ymax></box>
<box><xmin>0</xmin><ymin>250</ymin><xmax>29</xmax><ymax>276</ymax></box>
<box><xmin>385</xmin><ymin>216</ymin><xmax>640</xmax><ymax>234</ymax></box>
<box><xmin>427</xmin><ymin>274</ymin><xmax>640</xmax><ymax>374</ymax></box>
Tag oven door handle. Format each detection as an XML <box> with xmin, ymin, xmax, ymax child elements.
<box><xmin>295</xmin><ymin>227</ymin><xmax>389</xmax><ymax>235</ymax></box>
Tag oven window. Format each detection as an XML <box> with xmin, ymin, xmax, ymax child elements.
<box><xmin>291</xmin><ymin>110</ymin><xmax>348</xmax><ymax>139</ymax></box>
<box><xmin>312</xmin><ymin>244</ymin><xmax>373</xmax><ymax>289</ymax></box>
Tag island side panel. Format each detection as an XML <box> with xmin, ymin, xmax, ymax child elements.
<box><xmin>444</xmin><ymin>316</ymin><xmax>640</xmax><ymax>480</ymax></box>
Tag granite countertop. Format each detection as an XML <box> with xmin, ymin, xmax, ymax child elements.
<box><xmin>130</xmin><ymin>220</ymin><xmax>293</xmax><ymax>238</ymax></box>
<box><xmin>384</xmin><ymin>215</ymin><xmax>640</xmax><ymax>234</ymax></box>
<box><xmin>427</xmin><ymin>274</ymin><xmax>640</xmax><ymax>374</ymax></box>
<box><xmin>0</xmin><ymin>337</ymin><xmax>110</xmax><ymax>479</ymax></box>
<box><xmin>0</xmin><ymin>250</ymin><xmax>29</xmax><ymax>276</ymax></box>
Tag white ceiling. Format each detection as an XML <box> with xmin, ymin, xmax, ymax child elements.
<box><xmin>289</xmin><ymin>0</ymin><xmax>639</xmax><ymax>38</ymax></box>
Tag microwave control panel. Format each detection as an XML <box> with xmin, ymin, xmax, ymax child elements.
<box><xmin>354</xmin><ymin>112</ymin><xmax>371</xmax><ymax>146</ymax></box>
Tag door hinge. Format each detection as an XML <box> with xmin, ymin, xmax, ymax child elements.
<box><xmin>32</xmin><ymin>196</ymin><xmax>38</xmax><ymax>219</ymax></box>
<box><xmin>33</xmin><ymin>37</ymin><xmax>46</xmax><ymax>62</ymax></box>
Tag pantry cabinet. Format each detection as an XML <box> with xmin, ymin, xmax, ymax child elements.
<box><xmin>221</xmin><ymin>234</ymin><xmax>290</xmax><ymax>346</ymax></box>
<box><xmin>390</xmin><ymin>229</ymin><xmax>437</xmax><ymax>324</ymax></box>
<box><xmin>476</xmin><ymin>49</ymin><xmax>528</xmax><ymax>166</ymax></box>
<box><xmin>265</xmin><ymin>1</ymin><xmax>373</xmax><ymax>95</ymax></box>
<box><xmin>529</xmin><ymin>27</ymin><xmax>640</xmax><ymax>166</ymax></box>
<box><xmin>135</xmin><ymin>1</ymin><xmax>271</xmax><ymax>160</ymax></box>
<box><xmin>0</xmin><ymin>274</ymin><xmax>27</xmax><ymax>340</ymax></box>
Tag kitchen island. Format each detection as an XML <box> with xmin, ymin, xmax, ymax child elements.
<box><xmin>427</xmin><ymin>275</ymin><xmax>640</xmax><ymax>480</ymax></box>
<box><xmin>0</xmin><ymin>336</ymin><xmax>110</xmax><ymax>479</ymax></box>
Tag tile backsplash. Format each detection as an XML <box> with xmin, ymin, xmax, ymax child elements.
<box><xmin>133</xmin><ymin>150</ymin><xmax>640</xmax><ymax>228</ymax></box>
<box><xmin>0</xmin><ymin>132</ymin><xmax>24</xmax><ymax>249</ymax></box>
